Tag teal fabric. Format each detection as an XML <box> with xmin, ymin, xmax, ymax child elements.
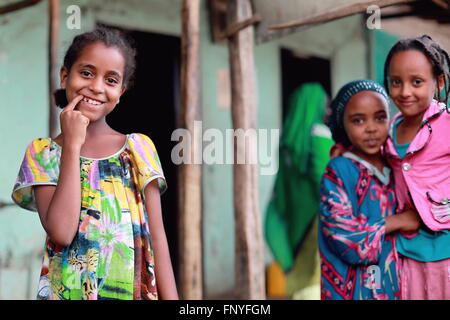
<box><xmin>392</xmin><ymin>118</ymin><xmax>450</xmax><ymax>261</ymax></box>
<box><xmin>391</xmin><ymin>118</ymin><xmax>410</xmax><ymax>159</ymax></box>
<box><xmin>397</xmin><ymin>228</ymin><xmax>450</xmax><ymax>262</ymax></box>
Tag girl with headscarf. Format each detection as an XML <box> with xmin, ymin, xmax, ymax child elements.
<box><xmin>319</xmin><ymin>80</ymin><xmax>420</xmax><ymax>300</ymax></box>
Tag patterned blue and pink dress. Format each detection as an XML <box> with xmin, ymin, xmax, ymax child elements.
<box><xmin>319</xmin><ymin>152</ymin><xmax>401</xmax><ymax>300</ymax></box>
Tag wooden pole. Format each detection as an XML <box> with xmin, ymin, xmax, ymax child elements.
<box><xmin>179</xmin><ymin>0</ymin><xmax>203</xmax><ymax>300</ymax></box>
<box><xmin>227</xmin><ymin>0</ymin><xmax>265</xmax><ymax>300</ymax></box>
<box><xmin>269</xmin><ymin>0</ymin><xmax>417</xmax><ymax>30</ymax></box>
<box><xmin>48</xmin><ymin>0</ymin><xmax>59</xmax><ymax>138</ymax></box>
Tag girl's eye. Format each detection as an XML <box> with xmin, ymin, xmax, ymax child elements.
<box><xmin>80</xmin><ymin>70</ymin><xmax>92</xmax><ymax>77</ymax></box>
<box><xmin>376</xmin><ymin>115</ymin><xmax>387</xmax><ymax>122</ymax></box>
<box><xmin>352</xmin><ymin>118</ymin><xmax>364</xmax><ymax>124</ymax></box>
<box><xmin>413</xmin><ymin>79</ymin><xmax>423</xmax><ymax>86</ymax></box>
<box><xmin>391</xmin><ymin>79</ymin><xmax>401</xmax><ymax>86</ymax></box>
<box><xmin>106</xmin><ymin>78</ymin><xmax>118</xmax><ymax>85</ymax></box>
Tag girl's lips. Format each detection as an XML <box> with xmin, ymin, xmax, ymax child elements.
<box><xmin>364</xmin><ymin>138</ymin><xmax>380</xmax><ymax>147</ymax></box>
<box><xmin>78</xmin><ymin>99</ymin><xmax>104</xmax><ymax>110</ymax></box>
<box><xmin>82</xmin><ymin>96</ymin><xmax>105</xmax><ymax>104</ymax></box>
<box><xmin>398</xmin><ymin>100</ymin><xmax>416</xmax><ymax>107</ymax></box>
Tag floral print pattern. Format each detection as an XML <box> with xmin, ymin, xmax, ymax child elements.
<box><xmin>12</xmin><ymin>133</ymin><xmax>166</xmax><ymax>300</ymax></box>
<box><xmin>319</xmin><ymin>155</ymin><xmax>400</xmax><ymax>300</ymax></box>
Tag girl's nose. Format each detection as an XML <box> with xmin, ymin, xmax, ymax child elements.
<box><xmin>400</xmin><ymin>84</ymin><xmax>411</xmax><ymax>97</ymax></box>
<box><xmin>89</xmin><ymin>77</ymin><xmax>104</xmax><ymax>93</ymax></box>
<box><xmin>365</xmin><ymin>121</ymin><xmax>377</xmax><ymax>133</ymax></box>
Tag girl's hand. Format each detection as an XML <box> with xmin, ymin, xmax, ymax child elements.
<box><xmin>60</xmin><ymin>95</ymin><xmax>89</xmax><ymax>148</ymax></box>
<box><xmin>329</xmin><ymin>143</ymin><xmax>347</xmax><ymax>159</ymax></box>
<box><xmin>385</xmin><ymin>208</ymin><xmax>421</xmax><ymax>234</ymax></box>
<box><xmin>399</xmin><ymin>209</ymin><xmax>421</xmax><ymax>233</ymax></box>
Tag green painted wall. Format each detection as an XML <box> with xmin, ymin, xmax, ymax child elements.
<box><xmin>0</xmin><ymin>1</ymin><xmax>49</xmax><ymax>299</ymax></box>
<box><xmin>369</xmin><ymin>29</ymin><xmax>400</xmax><ymax>116</ymax></box>
<box><xmin>200</xmin><ymin>5</ymin><xmax>282</xmax><ymax>296</ymax></box>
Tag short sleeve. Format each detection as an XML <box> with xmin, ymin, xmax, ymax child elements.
<box><xmin>11</xmin><ymin>138</ymin><xmax>60</xmax><ymax>211</ymax></box>
<box><xmin>127</xmin><ymin>133</ymin><xmax>167</xmax><ymax>196</ymax></box>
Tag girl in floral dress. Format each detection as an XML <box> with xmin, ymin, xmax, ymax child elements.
<box><xmin>11</xmin><ymin>28</ymin><xmax>178</xmax><ymax>300</ymax></box>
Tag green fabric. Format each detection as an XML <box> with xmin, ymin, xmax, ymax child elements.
<box><xmin>282</xmin><ymin>83</ymin><xmax>329</xmax><ymax>174</ymax></box>
<box><xmin>264</xmin><ymin>83</ymin><xmax>333</xmax><ymax>273</ymax></box>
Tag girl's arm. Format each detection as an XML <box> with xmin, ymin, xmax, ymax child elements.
<box><xmin>385</xmin><ymin>209</ymin><xmax>421</xmax><ymax>234</ymax></box>
<box><xmin>34</xmin><ymin>95</ymin><xmax>88</xmax><ymax>247</ymax></box>
<box><xmin>144</xmin><ymin>180</ymin><xmax>179</xmax><ymax>300</ymax></box>
<box><xmin>320</xmin><ymin>162</ymin><xmax>388</xmax><ymax>265</ymax></box>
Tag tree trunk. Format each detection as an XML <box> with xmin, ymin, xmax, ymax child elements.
<box><xmin>227</xmin><ymin>0</ymin><xmax>265</xmax><ymax>300</ymax></box>
<box><xmin>179</xmin><ymin>0</ymin><xmax>203</xmax><ymax>300</ymax></box>
<box><xmin>48</xmin><ymin>0</ymin><xmax>59</xmax><ymax>138</ymax></box>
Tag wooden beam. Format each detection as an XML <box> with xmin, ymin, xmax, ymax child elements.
<box><xmin>227</xmin><ymin>0</ymin><xmax>265</xmax><ymax>300</ymax></box>
<box><xmin>223</xmin><ymin>13</ymin><xmax>262</xmax><ymax>38</ymax></box>
<box><xmin>48</xmin><ymin>0</ymin><xmax>59</xmax><ymax>138</ymax></box>
<box><xmin>179</xmin><ymin>0</ymin><xmax>203</xmax><ymax>300</ymax></box>
<box><xmin>269</xmin><ymin>0</ymin><xmax>418</xmax><ymax>30</ymax></box>
<box><xmin>0</xmin><ymin>200</ymin><xmax>14</xmax><ymax>210</ymax></box>
<box><xmin>0</xmin><ymin>0</ymin><xmax>42</xmax><ymax>15</ymax></box>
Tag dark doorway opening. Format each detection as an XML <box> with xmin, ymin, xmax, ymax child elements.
<box><xmin>280</xmin><ymin>48</ymin><xmax>331</xmax><ymax>121</ymax></box>
<box><xmin>102</xmin><ymin>24</ymin><xmax>181</xmax><ymax>284</ymax></box>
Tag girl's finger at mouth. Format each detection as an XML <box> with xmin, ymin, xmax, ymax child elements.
<box><xmin>75</xmin><ymin>95</ymin><xmax>84</xmax><ymax>103</ymax></box>
<box><xmin>68</xmin><ymin>95</ymin><xmax>84</xmax><ymax>110</ymax></box>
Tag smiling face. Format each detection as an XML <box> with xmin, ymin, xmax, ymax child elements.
<box><xmin>60</xmin><ymin>41</ymin><xmax>126</xmax><ymax>122</ymax></box>
<box><xmin>388</xmin><ymin>49</ymin><xmax>443</xmax><ymax>122</ymax></box>
<box><xmin>343</xmin><ymin>91</ymin><xmax>390</xmax><ymax>160</ymax></box>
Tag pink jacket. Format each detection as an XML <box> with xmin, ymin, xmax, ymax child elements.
<box><xmin>384</xmin><ymin>100</ymin><xmax>450</xmax><ymax>231</ymax></box>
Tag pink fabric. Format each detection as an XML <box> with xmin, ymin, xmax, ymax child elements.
<box><xmin>384</xmin><ymin>100</ymin><xmax>450</xmax><ymax>231</ymax></box>
<box><xmin>401</xmin><ymin>256</ymin><xmax>450</xmax><ymax>300</ymax></box>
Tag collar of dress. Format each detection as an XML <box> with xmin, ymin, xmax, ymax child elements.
<box><xmin>343</xmin><ymin>151</ymin><xmax>391</xmax><ymax>186</ymax></box>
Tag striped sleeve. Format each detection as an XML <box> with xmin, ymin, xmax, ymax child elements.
<box><xmin>127</xmin><ymin>133</ymin><xmax>167</xmax><ymax>196</ymax></box>
<box><xmin>11</xmin><ymin>138</ymin><xmax>60</xmax><ymax>211</ymax></box>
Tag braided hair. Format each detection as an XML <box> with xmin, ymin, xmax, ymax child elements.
<box><xmin>383</xmin><ymin>35</ymin><xmax>450</xmax><ymax>106</ymax></box>
<box><xmin>54</xmin><ymin>27</ymin><xmax>136</xmax><ymax>108</ymax></box>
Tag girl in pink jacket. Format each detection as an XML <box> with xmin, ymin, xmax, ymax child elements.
<box><xmin>383</xmin><ymin>35</ymin><xmax>450</xmax><ymax>299</ymax></box>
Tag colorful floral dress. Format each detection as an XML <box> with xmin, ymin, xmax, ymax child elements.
<box><xmin>11</xmin><ymin>133</ymin><xmax>167</xmax><ymax>300</ymax></box>
<box><xmin>319</xmin><ymin>152</ymin><xmax>401</xmax><ymax>300</ymax></box>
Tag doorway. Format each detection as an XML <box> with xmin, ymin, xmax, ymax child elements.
<box><xmin>102</xmin><ymin>24</ymin><xmax>181</xmax><ymax>283</ymax></box>
<box><xmin>279</xmin><ymin>48</ymin><xmax>331</xmax><ymax>252</ymax></box>
<box><xmin>280</xmin><ymin>48</ymin><xmax>331</xmax><ymax>121</ymax></box>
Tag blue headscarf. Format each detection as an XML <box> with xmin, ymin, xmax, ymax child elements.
<box><xmin>328</xmin><ymin>79</ymin><xmax>389</xmax><ymax>146</ymax></box>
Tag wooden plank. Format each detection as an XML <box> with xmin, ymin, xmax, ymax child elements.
<box><xmin>227</xmin><ymin>0</ymin><xmax>265</xmax><ymax>300</ymax></box>
<box><xmin>179</xmin><ymin>0</ymin><xmax>203</xmax><ymax>300</ymax></box>
<box><xmin>269</xmin><ymin>0</ymin><xmax>417</xmax><ymax>30</ymax></box>
<box><xmin>0</xmin><ymin>0</ymin><xmax>42</xmax><ymax>15</ymax></box>
<box><xmin>48</xmin><ymin>0</ymin><xmax>59</xmax><ymax>138</ymax></box>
